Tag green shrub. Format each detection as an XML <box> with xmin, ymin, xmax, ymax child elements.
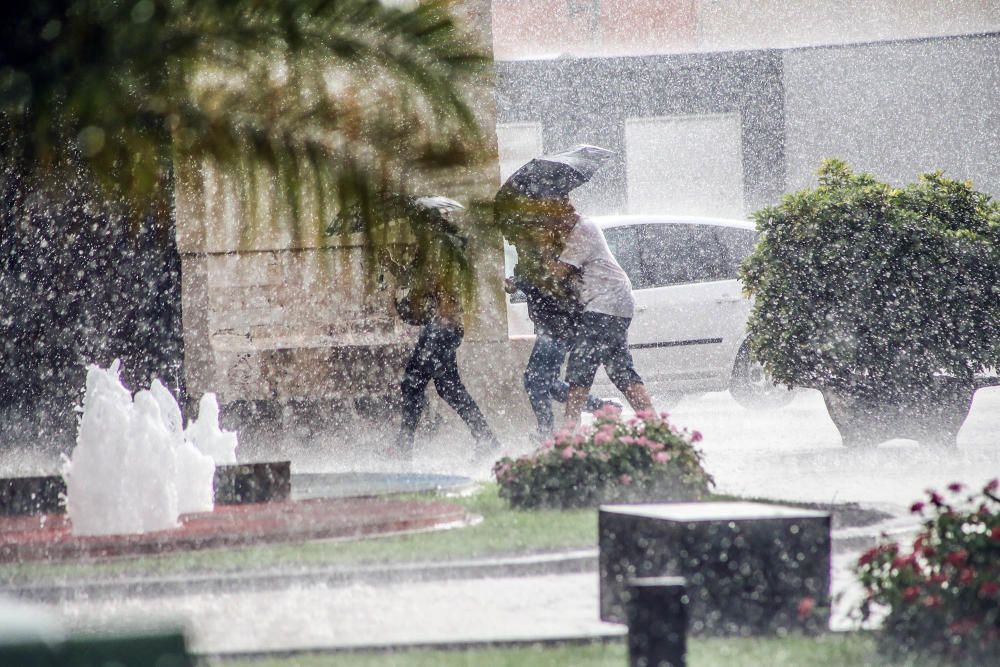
<box><xmin>493</xmin><ymin>407</ymin><xmax>714</xmax><ymax>510</ymax></box>
<box><xmin>855</xmin><ymin>480</ymin><xmax>1000</xmax><ymax>664</ymax></box>
<box><xmin>740</xmin><ymin>159</ymin><xmax>1000</xmax><ymax>399</ymax></box>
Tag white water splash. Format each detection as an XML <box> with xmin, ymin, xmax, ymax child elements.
<box><xmin>62</xmin><ymin>361</ymin><xmax>237</xmax><ymax>536</ymax></box>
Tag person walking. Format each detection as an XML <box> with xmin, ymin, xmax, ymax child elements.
<box><xmin>384</xmin><ymin>197</ymin><xmax>501</xmax><ymax>461</ymax></box>
<box><xmin>540</xmin><ymin>197</ymin><xmax>654</xmax><ymax>428</ymax></box>
<box><xmin>502</xmin><ymin>216</ymin><xmax>613</xmax><ymax>439</ymax></box>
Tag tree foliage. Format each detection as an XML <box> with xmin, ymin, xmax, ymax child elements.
<box><xmin>740</xmin><ymin>159</ymin><xmax>1000</xmax><ymax>398</ymax></box>
<box><xmin>1</xmin><ymin>0</ymin><xmax>490</xmax><ymax>235</ymax></box>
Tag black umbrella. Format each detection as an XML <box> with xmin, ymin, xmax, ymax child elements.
<box><xmin>498</xmin><ymin>144</ymin><xmax>615</xmax><ymax>200</ymax></box>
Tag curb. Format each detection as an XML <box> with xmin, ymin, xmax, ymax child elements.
<box><xmin>3</xmin><ymin>549</ymin><xmax>599</xmax><ymax>604</ymax></box>
<box><xmin>200</xmin><ymin>632</ymin><xmax>627</xmax><ymax>663</ymax></box>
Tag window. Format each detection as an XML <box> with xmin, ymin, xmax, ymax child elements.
<box><xmin>611</xmin><ymin>223</ymin><xmax>741</xmax><ymax>289</ymax></box>
<box><xmin>602</xmin><ymin>226</ymin><xmax>642</xmax><ymax>286</ymax></box>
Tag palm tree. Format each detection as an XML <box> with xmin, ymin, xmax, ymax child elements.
<box><xmin>0</xmin><ymin>0</ymin><xmax>491</xmax><ymax>437</ymax></box>
<box><xmin>1</xmin><ymin>0</ymin><xmax>489</xmax><ymax>232</ymax></box>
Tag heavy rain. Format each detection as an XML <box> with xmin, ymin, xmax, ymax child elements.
<box><xmin>1</xmin><ymin>2</ymin><xmax>999</xmax><ymax>666</ymax></box>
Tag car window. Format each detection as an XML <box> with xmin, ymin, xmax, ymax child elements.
<box><xmin>602</xmin><ymin>226</ymin><xmax>643</xmax><ymax>287</ymax></box>
<box><xmin>637</xmin><ymin>224</ymin><xmax>731</xmax><ymax>287</ymax></box>
<box><xmin>714</xmin><ymin>227</ymin><xmax>758</xmax><ymax>277</ymax></box>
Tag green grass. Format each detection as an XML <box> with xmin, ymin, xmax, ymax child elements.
<box><xmin>207</xmin><ymin>634</ymin><xmax>945</xmax><ymax>667</ymax></box>
<box><xmin>0</xmin><ymin>485</ymin><xmax>597</xmax><ymax>584</ymax></box>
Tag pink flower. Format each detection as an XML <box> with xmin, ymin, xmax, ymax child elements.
<box><xmin>653</xmin><ymin>452</ymin><xmax>671</xmax><ymax>463</ymax></box>
<box><xmin>947</xmin><ymin>482</ymin><xmax>964</xmax><ymax>493</ymax></box>
<box><xmin>985</xmin><ymin>478</ymin><xmax>999</xmax><ymax>493</ymax></box>
<box><xmin>797</xmin><ymin>596</ymin><xmax>816</xmax><ymax>620</ymax></box>
<box><xmin>560</xmin><ymin>446</ymin><xmax>576</xmax><ymax>460</ymax></box>
<box><xmin>636</xmin><ymin>410</ymin><xmax>655</xmax><ymax>420</ymax></box>
<box><xmin>619</xmin><ymin>474</ymin><xmax>633</xmax><ymax>486</ymax></box>
<box><xmin>659</xmin><ymin>410</ymin><xmax>671</xmax><ymax>420</ymax></box>
<box><xmin>593</xmin><ymin>404</ymin><xmax>622</xmax><ymax>419</ymax></box>
<box><xmin>542</xmin><ymin>439</ymin><xmax>554</xmax><ymax>449</ymax></box>
<box><xmin>493</xmin><ymin>462</ymin><xmax>512</xmax><ymax>479</ymax></box>
<box><xmin>910</xmin><ymin>502</ymin><xmax>925</xmax><ymax>514</ymax></box>
<box><xmin>619</xmin><ymin>435</ymin><xmax>636</xmax><ymax>445</ymax></box>
<box><xmin>691</xmin><ymin>430</ymin><xmax>703</xmax><ymax>443</ymax></box>
<box><xmin>928</xmin><ymin>490</ymin><xmax>945</xmax><ymax>506</ymax></box>
<box><xmin>593</xmin><ymin>431</ymin><xmax>613</xmax><ymax>446</ymax></box>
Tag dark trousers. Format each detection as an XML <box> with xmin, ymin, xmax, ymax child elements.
<box><xmin>398</xmin><ymin>322</ymin><xmax>494</xmax><ymax>449</ymax></box>
<box><xmin>523</xmin><ymin>334</ymin><xmax>606</xmax><ymax>436</ymax></box>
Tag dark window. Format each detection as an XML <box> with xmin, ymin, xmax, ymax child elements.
<box><xmin>715</xmin><ymin>226</ymin><xmax>758</xmax><ymax>277</ymax></box>
<box><xmin>602</xmin><ymin>225</ymin><xmax>642</xmax><ymax>286</ymax></box>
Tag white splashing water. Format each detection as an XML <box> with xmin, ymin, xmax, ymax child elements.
<box><xmin>62</xmin><ymin>361</ymin><xmax>238</xmax><ymax>536</ymax></box>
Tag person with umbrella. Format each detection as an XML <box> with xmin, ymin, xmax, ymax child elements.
<box><xmin>496</xmin><ymin>145</ymin><xmax>622</xmax><ymax>438</ymax></box>
<box><xmin>376</xmin><ymin>196</ymin><xmax>501</xmax><ymax>462</ymax></box>
<box><xmin>550</xmin><ymin>197</ymin><xmax>654</xmax><ymax>427</ymax></box>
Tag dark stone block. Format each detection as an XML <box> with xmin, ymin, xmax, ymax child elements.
<box><xmin>0</xmin><ymin>475</ymin><xmax>66</xmax><ymax>515</ymax></box>
<box><xmin>213</xmin><ymin>462</ymin><xmax>291</xmax><ymax>505</ymax></box>
<box><xmin>600</xmin><ymin>502</ymin><xmax>831</xmax><ymax>636</ymax></box>
<box><xmin>626</xmin><ymin>577</ymin><xmax>688</xmax><ymax>667</ymax></box>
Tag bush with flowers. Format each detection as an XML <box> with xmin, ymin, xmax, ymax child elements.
<box><xmin>855</xmin><ymin>479</ymin><xmax>1000</xmax><ymax>664</ymax></box>
<box><xmin>493</xmin><ymin>406</ymin><xmax>714</xmax><ymax>510</ymax></box>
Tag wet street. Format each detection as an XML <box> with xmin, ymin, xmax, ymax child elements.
<box><xmin>668</xmin><ymin>386</ymin><xmax>999</xmax><ymax>511</ymax></box>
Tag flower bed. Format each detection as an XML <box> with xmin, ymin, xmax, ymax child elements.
<box><xmin>856</xmin><ymin>480</ymin><xmax>1000</xmax><ymax>664</ymax></box>
<box><xmin>493</xmin><ymin>407</ymin><xmax>714</xmax><ymax>510</ymax></box>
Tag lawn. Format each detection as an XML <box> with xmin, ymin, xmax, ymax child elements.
<box><xmin>0</xmin><ymin>484</ymin><xmax>598</xmax><ymax>584</ymax></box>
<box><xmin>207</xmin><ymin>634</ymin><xmax>949</xmax><ymax>667</ymax></box>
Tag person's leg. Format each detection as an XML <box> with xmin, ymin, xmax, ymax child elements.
<box><xmin>547</xmin><ymin>335</ymin><xmax>609</xmax><ymax>413</ymax></box>
<box><xmin>603</xmin><ymin>316</ymin><xmax>654</xmax><ymax>415</ymax></box>
<box><xmin>524</xmin><ymin>335</ymin><xmax>564</xmax><ymax>436</ymax></box>
<box><xmin>431</xmin><ymin>326</ymin><xmax>499</xmax><ymax>450</ymax></box>
<box><xmin>396</xmin><ymin>325</ymin><xmax>437</xmax><ymax>452</ymax></box>
<box><xmin>562</xmin><ymin>314</ymin><xmax>606</xmax><ymax>429</ymax></box>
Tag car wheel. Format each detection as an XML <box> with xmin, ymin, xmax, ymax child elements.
<box><xmin>729</xmin><ymin>341</ymin><xmax>795</xmax><ymax>410</ymax></box>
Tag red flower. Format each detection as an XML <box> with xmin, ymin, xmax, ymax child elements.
<box><xmin>902</xmin><ymin>586</ymin><xmax>922</xmax><ymax>603</ymax></box>
<box><xmin>944</xmin><ymin>549</ymin><xmax>969</xmax><ymax>567</ymax></box>
<box><xmin>958</xmin><ymin>568</ymin><xmax>976</xmax><ymax>585</ymax></box>
<box><xmin>922</xmin><ymin>545</ymin><xmax>937</xmax><ymax>558</ymax></box>
<box><xmin>930</xmin><ymin>572</ymin><xmax>948</xmax><ymax>584</ymax></box>
<box><xmin>979</xmin><ymin>581</ymin><xmax>1000</xmax><ymax>598</ymax></box>
<box><xmin>990</xmin><ymin>526</ymin><xmax>1000</xmax><ymax>541</ymax></box>
<box><xmin>892</xmin><ymin>554</ymin><xmax>916</xmax><ymax>570</ymax></box>
<box><xmin>797</xmin><ymin>596</ymin><xmax>816</xmax><ymax>620</ymax></box>
<box><xmin>928</xmin><ymin>491</ymin><xmax>945</xmax><ymax>506</ymax></box>
<box><xmin>948</xmin><ymin>618</ymin><xmax>978</xmax><ymax>636</ymax></box>
<box><xmin>922</xmin><ymin>595</ymin><xmax>943</xmax><ymax>608</ymax></box>
<box><xmin>947</xmin><ymin>482</ymin><xmax>964</xmax><ymax>493</ymax></box>
<box><xmin>910</xmin><ymin>501</ymin><xmax>925</xmax><ymax>514</ymax></box>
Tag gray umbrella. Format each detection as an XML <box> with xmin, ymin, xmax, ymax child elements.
<box><xmin>498</xmin><ymin>144</ymin><xmax>615</xmax><ymax>200</ymax></box>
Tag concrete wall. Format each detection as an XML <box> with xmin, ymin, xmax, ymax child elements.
<box><xmin>783</xmin><ymin>32</ymin><xmax>1000</xmax><ymax>195</ymax></box>
<box><xmin>495</xmin><ymin>50</ymin><xmax>786</xmax><ymax>215</ymax></box>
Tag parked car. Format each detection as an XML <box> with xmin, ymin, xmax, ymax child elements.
<box><xmin>504</xmin><ymin>214</ymin><xmax>793</xmax><ymax>409</ymax></box>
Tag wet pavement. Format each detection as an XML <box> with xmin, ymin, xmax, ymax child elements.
<box><xmin>5</xmin><ymin>387</ymin><xmax>998</xmax><ymax>657</ymax></box>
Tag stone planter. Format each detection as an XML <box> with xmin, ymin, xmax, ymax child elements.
<box><xmin>821</xmin><ymin>377</ymin><xmax>976</xmax><ymax>448</ymax></box>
